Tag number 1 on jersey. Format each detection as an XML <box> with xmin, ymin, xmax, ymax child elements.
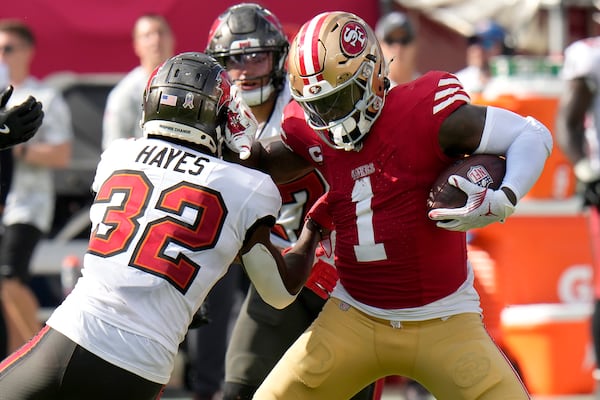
<box><xmin>352</xmin><ymin>177</ymin><xmax>387</xmax><ymax>262</ymax></box>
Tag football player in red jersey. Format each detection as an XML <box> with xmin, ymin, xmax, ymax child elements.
<box><xmin>235</xmin><ymin>11</ymin><xmax>553</xmax><ymax>400</ymax></box>
<box><xmin>205</xmin><ymin>4</ymin><xmax>377</xmax><ymax>400</ymax></box>
<box><xmin>0</xmin><ymin>52</ymin><xmax>320</xmax><ymax>400</ymax></box>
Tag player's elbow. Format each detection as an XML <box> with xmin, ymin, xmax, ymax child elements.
<box><xmin>259</xmin><ymin>290</ymin><xmax>296</xmax><ymax>310</ymax></box>
<box><xmin>251</xmin><ymin>277</ymin><xmax>297</xmax><ymax>310</ymax></box>
<box><xmin>526</xmin><ymin>116</ymin><xmax>553</xmax><ymax>156</ymax></box>
<box><xmin>241</xmin><ymin>243</ymin><xmax>298</xmax><ymax>309</ymax></box>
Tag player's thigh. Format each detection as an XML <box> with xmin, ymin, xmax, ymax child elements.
<box><xmin>417</xmin><ymin>313</ymin><xmax>529</xmax><ymax>400</ymax></box>
<box><xmin>61</xmin><ymin>343</ymin><xmax>164</xmax><ymax>400</ymax></box>
<box><xmin>225</xmin><ymin>286</ymin><xmax>323</xmax><ymax>385</ymax></box>
<box><xmin>0</xmin><ymin>223</ymin><xmax>42</xmax><ymax>281</ymax></box>
<box><xmin>254</xmin><ymin>298</ymin><xmax>381</xmax><ymax>400</ymax></box>
<box><xmin>0</xmin><ymin>326</ymin><xmax>73</xmax><ymax>399</ymax></box>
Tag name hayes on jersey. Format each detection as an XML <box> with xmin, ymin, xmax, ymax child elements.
<box><xmin>135</xmin><ymin>144</ymin><xmax>210</xmax><ymax>175</ymax></box>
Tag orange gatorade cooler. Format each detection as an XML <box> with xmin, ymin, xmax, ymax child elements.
<box><xmin>468</xmin><ymin>200</ymin><xmax>595</xmax><ymax>395</ymax></box>
<box><xmin>501</xmin><ymin>303</ymin><xmax>594</xmax><ymax>395</ymax></box>
<box><xmin>468</xmin><ymin>244</ymin><xmax>509</xmax><ymax>350</ymax></box>
<box><xmin>469</xmin><ymin>200</ymin><xmax>594</xmax><ymax>306</ymax></box>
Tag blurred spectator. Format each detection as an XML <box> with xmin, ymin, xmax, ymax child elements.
<box><xmin>0</xmin><ymin>19</ymin><xmax>73</xmax><ymax>356</ymax></box>
<box><xmin>375</xmin><ymin>11</ymin><xmax>420</xmax><ymax>87</ymax></box>
<box><xmin>102</xmin><ymin>13</ymin><xmax>175</xmax><ymax>150</ymax></box>
<box><xmin>454</xmin><ymin>20</ymin><xmax>512</xmax><ymax>95</ymax></box>
<box><xmin>556</xmin><ymin>32</ymin><xmax>600</xmax><ymax>395</ymax></box>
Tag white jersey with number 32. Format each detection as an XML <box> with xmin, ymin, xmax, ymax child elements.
<box><xmin>47</xmin><ymin>137</ymin><xmax>281</xmax><ymax>384</ymax></box>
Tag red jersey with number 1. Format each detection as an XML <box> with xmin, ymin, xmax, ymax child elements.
<box><xmin>282</xmin><ymin>71</ymin><xmax>470</xmax><ymax>309</ymax></box>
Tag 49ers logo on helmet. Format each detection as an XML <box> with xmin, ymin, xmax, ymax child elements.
<box><xmin>309</xmin><ymin>85</ymin><xmax>322</xmax><ymax>95</ymax></box>
<box><xmin>340</xmin><ymin>21</ymin><xmax>367</xmax><ymax>57</ymax></box>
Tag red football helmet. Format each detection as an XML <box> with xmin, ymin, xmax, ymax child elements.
<box><xmin>288</xmin><ymin>12</ymin><xmax>388</xmax><ymax>151</ymax></box>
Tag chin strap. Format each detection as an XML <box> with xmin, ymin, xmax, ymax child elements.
<box><xmin>239</xmin><ymin>82</ymin><xmax>275</xmax><ymax>106</ymax></box>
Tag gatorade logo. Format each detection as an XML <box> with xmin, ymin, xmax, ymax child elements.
<box><xmin>558</xmin><ymin>264</ymin><xmax>593</xmax><ymax>303</ymax></box>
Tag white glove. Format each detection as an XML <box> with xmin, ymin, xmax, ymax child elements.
<box><xmin>574</xmin><ymin>158</ymin><xmax>600</xmax><ymax>183</ymax></box>
<box><xmin>427</xmin><ymin>175</ymin><xmax>516</xmax><ymax>232</ymax></box>
<box><xmin>224</xmin><ymin>85</ymin><xmax>256</xmax><ymax>160</ymax></box>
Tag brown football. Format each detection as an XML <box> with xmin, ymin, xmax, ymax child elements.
<box><xmin>427</xmin><ymin>154</ymin><xmax>506</xmax><ymax>211</ymax></box>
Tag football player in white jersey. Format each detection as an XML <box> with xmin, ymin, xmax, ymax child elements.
<box><xmin>0</xmin><ymin>52</ymin><xmax>320</xmax><ymax>400</ymax></box>
<box><xmin>556</xmin><ymin>33</ymin><xmax>600</xmax><ymax>393</ymax></box>
<box><xmin>186</xmin><ymin>6</ymin><xmax>302</xmax><ymax>400</ymax></box>
<box><xmin>204</xmin><ymin>4</ymin><xmax>361</xmax><ymax>400</ymax></box>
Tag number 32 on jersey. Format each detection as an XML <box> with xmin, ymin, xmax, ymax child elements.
<box><xmin>88</xmin><ymin>170</ymin><xmax>227</xmax><ymax>294</ymax></box>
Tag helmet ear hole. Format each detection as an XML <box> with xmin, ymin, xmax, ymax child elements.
<box><xmin>383</xmin><ymin>77</ymin><xmax>391</xmax><ymax>91</ymax></box>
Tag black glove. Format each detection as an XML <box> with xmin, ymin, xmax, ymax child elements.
<box><xmin>582</xmin><ymin>178</ymin><xmax>600</xmax><ymax>209</ymax></box>
<box><xmin>188</xmin><ymin>301</ymin><xmax>211</xmax><ymax>329</ymax></box>
<box><xmin>0</xmin><ymin>85</ymin><xmax>44</xmax><ymax>150</ymax></box>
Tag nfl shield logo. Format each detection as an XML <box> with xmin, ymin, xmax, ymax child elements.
<box><xmin>467</xmin><ymin>165</ymin><xmax>493</xmax><ymax>188</ymax></box>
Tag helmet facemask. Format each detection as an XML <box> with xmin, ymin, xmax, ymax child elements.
<box><xmin>206</xmin><ymin>4</ymin><xmax>289</xmax><ymax>107</ymax></box>
<box><xmin>224</xmin><ymin>51</ymin><xmax>279</xmax><ymax>107</ymax></box>
<box><xmin>238</xmin><ymin>82</ymin><xmax>275</xmax><ymax>107</ymax></box>
<box><xmin>293</xmin><ymin>60</ymin><xmax>384</xmax><ymax>151</ymax></box>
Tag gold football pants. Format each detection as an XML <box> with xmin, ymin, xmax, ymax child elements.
<box><xmin>254</xmin><ymin>298</ymin><xmax>529</xmax><ymax>400</ymax></box>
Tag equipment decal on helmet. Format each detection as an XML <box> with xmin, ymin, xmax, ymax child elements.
<box><xmin>308</xmin><ymin>85</ymin><xmax>322</xmax><ymax>95</ymax></box>
<box><xmin>182</xmin><ymin>92</ymin><xmax>195</xmax><ymax>109</ymax></box>
<box><xmin>160</xmin><ymin>93</ymin><xmax>177</xmax><ymax>107</ymax></box>
<box><xmin>229</xmin><ymin>38</ymin><xmax>260</xmax><ymax>51</ymax></box>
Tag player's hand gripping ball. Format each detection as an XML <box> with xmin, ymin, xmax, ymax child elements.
<box><xmin>427</xmin><ymin>154</ymin><xmax>512</xmax><ymax>231</ymax></box>
<box><xmin>427</xmin><ymin>154</ymin><xmax>506</xmax><ymax>210</ymax></box>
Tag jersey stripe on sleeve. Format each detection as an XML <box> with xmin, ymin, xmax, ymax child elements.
<box><xmin>433</xmin><ymin>76</ymin><xmax>470</xmax><ymax>115</ymax></box>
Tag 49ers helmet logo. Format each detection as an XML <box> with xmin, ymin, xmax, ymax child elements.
<box><xmin>340</xmin><ymin>21</ymin><xmax>367</xmax><ymax>57</ymax></box>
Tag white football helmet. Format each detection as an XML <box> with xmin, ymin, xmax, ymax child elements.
<box><xmin>288</xmin><ymin>12</ymin><xmax>389</xmax><ymax>151</ymax></box>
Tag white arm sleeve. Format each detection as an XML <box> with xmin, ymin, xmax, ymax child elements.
<box><xmin>474</xmin><ymin>106</ymin><xmax>553</xmax><ymax>201</ymax></box>
<box><xmin>241</xmin><ymin>243</ymin><xmax>297</xmax><ymax>309</ymax></box>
